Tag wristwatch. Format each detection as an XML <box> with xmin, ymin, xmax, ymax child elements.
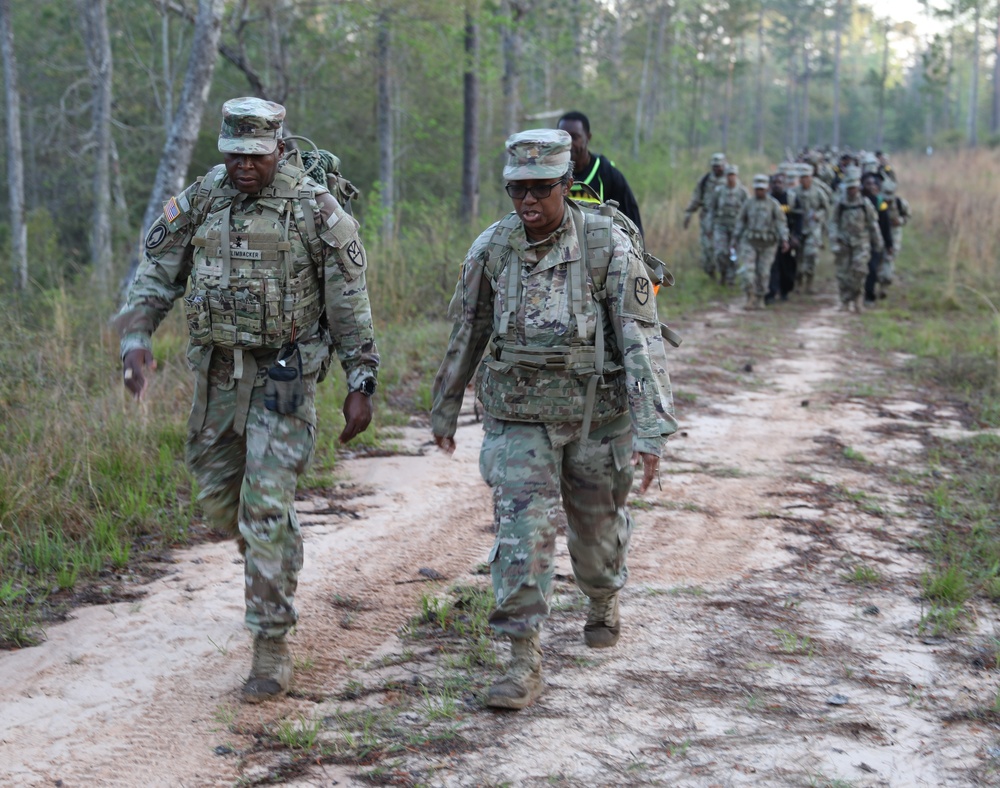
<box><xmin>354</xmin><ymin>377</ymin><xmax>377</xmax><ymax>397</ymax></box>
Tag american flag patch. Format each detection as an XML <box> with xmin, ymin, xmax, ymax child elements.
<box><xmin>163</xmin><ymin>197</ymin><xmax>181</xmax><ymax>223</ymax></box>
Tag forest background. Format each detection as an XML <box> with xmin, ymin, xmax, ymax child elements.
<box><xmin>0</xmin><ymin>0</ymin><xmax>999</xmax><ymax>651</ymax></box>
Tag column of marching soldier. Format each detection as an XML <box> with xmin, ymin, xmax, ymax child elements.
<box><xmin>684</xmin><ymin>148</ymin><xmax>911</xmax><ymax>313</ymax></box>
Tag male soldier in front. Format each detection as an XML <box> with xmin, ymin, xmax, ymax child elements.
<box><xmin>115</xmin><ymin>98</ymin><xmax>379</xmax><ymax>702</ymax></box>
<box><xmin>733</xmin><ymin>174</ymin><xmax>789</xmax><ymax>310</ymax></box>
<box><xmin>793</xmin><ymin>164</ymin><xmax>830</xmax><ymax>295</ymax></box>
<box><xmin>431</xmin><ymin>129</ymin><xmax>675</xmax><ymax>710</ymax></box>
<box><xmin>765</xmin><ymin>172</ymin><xmax>802</xmax><ymax>304</ymax></box>
<box><xmin>557</xmin><ymin>110</ymin><xmax>643</xmax><ymax>234</ymax></box>
<box><xmin>829</xmin><ymin>173</ymin><xmax>883</xmax><ymax>313</ymax></box>
<box><xmin>683</xmin><ymin>152</ymin><xmax>727</xmax><ymax>281</ymax></box>
<box><xmin>706</xmin><ymin>164</ymin><xmax>748</xmax><ymax>287</ymax></box>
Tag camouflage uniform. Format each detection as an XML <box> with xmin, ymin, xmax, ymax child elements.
<box><xmin>684</xmin><ymin>153</ymin><xmax>727</xmax><ymax>278</ymax></box>
<box><xmin>793</xmin><ymin>176</ymin><xmax>831</xmax><ymax>284</ymax></box>
<box><xmin>882</xmin><ymin>179</ymin><xmax>910</xmax><ymax>257</ymax></box>
<box><xmin>706</xmin><ymin>167</ymin><xmax>748</xmax><ymax>286</ymax></box>
<box><xmin>829</xmin><ymin>180</ymin><xmax>883</xmax><ymax>309</ymax></box>
<box><xmin>116</xmin><ymin>98</ymin><xmax>379</xmax><ymax>639</ymax></box>
<box><xmin>733</xmin><ymin>175</ymin><xmax>789</xmax><ymax>305</ymax></box>
<box><xmin>431</xmin><ymin>132</ymin><xmax>676</xmax><ymax>641</ymax></box>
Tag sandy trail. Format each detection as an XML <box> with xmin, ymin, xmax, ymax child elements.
<box><xmin>2</xmin><ymin>293</ymin><xmax>998</xmax><ymax>787</ymax></box>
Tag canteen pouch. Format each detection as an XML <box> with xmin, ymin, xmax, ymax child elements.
<box><xmin>264</xmin><ymin>344</ymin><xmax>304</xmax><ymax>414</ymax></box>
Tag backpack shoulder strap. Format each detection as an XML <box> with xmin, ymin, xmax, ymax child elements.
<box><xmin>484</xmin><ymin>212</ymin><xmax>522</xmax><ymax>286</ymax></box>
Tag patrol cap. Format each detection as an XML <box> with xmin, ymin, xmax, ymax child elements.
<box><xmin>725</xmin><ymin>164</ymin><xmax>739</xmax><ymax>175</ymax></box>
<box><xmin>797</xmin><ymin>163</ymin><xmax>814</xmax><ymax>177</ymax></box>
<box><xmin>752</xmin><ymin>174</ymin><xmax>769</xmax><ymax>188</ymax></box>
<box><xmin>218</xmin><ymin>97</ymin><xmax>286</xmax><ymax>155</ymax></box>
<box><xmin>844</xmin><ymin>176</ymin><xmax>861</xmax><ymax>188</ymax></box>
<box><xmin>710</xmin><ymin>152</ymin><xmax>727</xmax><ymax>166</ymax></box>
<box><xmin>881</xmin><ymin>179</ymin><xmax>897</xmax><ymax>195</ymax></box>
<box><xmin>503</xmin><ymin>129</ymin><xmax>571</xmax><ymax>180</ymax></box>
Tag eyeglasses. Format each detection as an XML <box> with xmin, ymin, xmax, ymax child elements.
<box><xmin>504</xmin><ymin>181</ymin><xmax>564</xmax><ymax>200</ymax></box>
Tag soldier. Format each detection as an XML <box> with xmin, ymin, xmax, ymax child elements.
<box><xmin>558</xmin><ymin>111</ymin><xmax>643</xmax><ymax>234</ymax></box>
<box><xmin>875</xmin><ymin>150</ymin><xmax>898</xmax><ymax>186</ymax></box>
<box><xmin>733</xmin><ymin>174</ymin><xmax>789</xmax><ymax>310</ymax></box>
<box><xmin>794</xmin><ymin>163</ymin><xmax>831</xmax><ymax>295</ymax></box>
<box><xmin>707</xmin><ymin>164</ymin><xmax>749</xmax><ymax>286</ymax></box>
<box><xmin>765</xmin><ymin>172</ymin><xmax>802</xmax><ymax>303</ymax></box>
<box><xmin>862</xmin><ymin>172</ymin><xmax>894</xmax><ymax>306</ymax></box>
<box><xmin>115</xmin><ymin>98</ymin><xmax>380</xmax><ymax>702</ymax></box>
<box><xmin>829</xmin><ymin>173</ymin><xmax>883</xmax><ymax>312</ymax></box>
<box><xmin>882</xmin><ymin>177</ymin><xmax>910</xmax><ymax>256</ymax></box>
<box><xmin>683</xmin><ymin>152</ymin><xmax>727</xmax><ymax>280</ymax></box>
<box><xmin>430</xmin><ymin>129</ymin><xmax>676</xmax><ymax>710</ymax></box>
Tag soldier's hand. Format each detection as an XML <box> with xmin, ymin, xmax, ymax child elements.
<box><xmin>339</xmin><ymin>391</ymin><xmax>374</xmax><ymax>444</ymax></box>
<box><xmin>122</xmin><ymin>348</ymin><xmax>156</xmax><ymax>400</ymax></box>
<box><xmin>633</xmin><ymin>451</ymin><xmax>660</xmax><ymax>494</ymax></box>
<box><xmin>683</xmin><ymin>214</ymin><xmax>692</xmax><ymax>230</ymax></box>
<box><xmin>433</xmin><ymin>434</ymin><xmax>456</xmax><ymax>455</ymax></box>
<box><xmin>781</xmin><ymin>240</ymin><xmax>790</xmax><ymax>254</ymax></box>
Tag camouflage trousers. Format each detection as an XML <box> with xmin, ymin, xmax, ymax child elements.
<box><xmin>799</xmin><ymin>228</ymin><xmax>823</xmax><ymax>277</ymax></box>
<box><xmin>479</xmin><ymin>417</ymin><xmax>635</xmax><ymax>637</ymax></box>
<box><xmin>699</xmin><ymin>218</ymin><xmax>716</xmax><ymax>275</ymax></box>
<box><xmin>834</xmin><ymin>244</ymin><xmax>870</xmax><ymax>303</ymax></box>
<box><xmin>185</xmin><ymin>371</ymin><xmax>317</xmax><ymax>638</ymax></box>
<box><xmin>891</xmin><ymin>227</ymin><xmax>903</xmax><ymax>256</ymax></box>
<box><xmin>738</xmin><ymin>241</ymin><xmax>778</xmax><ymax>297</ymax></box>
<box><xmin>712</xmin><ymin>226</ymin><xmax>739</xmax><ymax>284</ymax></box>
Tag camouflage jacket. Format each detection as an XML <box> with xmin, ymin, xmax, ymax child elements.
<box><xmin>431</xmin><ymin>208</ymin><xmax>677</xmax><ymax>456</ymax></box>
<box><xmin>116</xmin><ymin>161</ymin><xmax>379</xmax><ymax>391</ymax></box>
<box><xmin>685</xmin><ymin>171</ymin><xmax>727</xmax><ymax>220</ymax></box>
<box><xmin>829</xmin><ymin>194</ymin><xmax>883</xmax><ymax>253</ymax></box>
<box><xmin>733</xmin><ymin>196</ymin><xmax>789</xmax><ymax>247</ymax></box>
<box><xmin>706</xmin><ymin>183</ymin><xmax>750</xmax><ymax>231</ymax></box>
<box><xmin>793</xmin><ymin>184</ymin><xmax>831</xmax><ymax>238</ymax></box>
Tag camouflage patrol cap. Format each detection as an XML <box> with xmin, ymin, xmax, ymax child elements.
<box><xmin>710</xmin><ymin>152</ymin><xmax>727</xmax><ymax>166</ymax></box>
<box><xmin>503</xmin><ymin>129</ymin><xmax>571</xmax><ymax>180</ymax></box>
<box><xmin>218</xmin><ymin>97</ymin><xmax>285</xmax><ymax>155</ymax></box>
<box><xmin>725</xmin><ymin>164</ymin><xmax>739</xmax><ymax>175</ymax></box>
<box><xmin>752</xmin><ymin>174</ymin><xmax>769</xmax><ymax>188</ymax></box>
<box><xmin>881</xmin><ymin>179</ymin><xmax>897</xmax><ymax>195</ymax></box>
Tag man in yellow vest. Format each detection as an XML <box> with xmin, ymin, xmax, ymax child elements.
<box><xmin>558</xmin><ymin>111</ymin><xmax>643</xmax><ymax>236</ymax></box>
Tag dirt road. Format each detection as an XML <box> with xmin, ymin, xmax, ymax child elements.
<box><xmin>2</xmin><ymin>293</ymin><xmax>998</xmax><ymax>787</ymax></box>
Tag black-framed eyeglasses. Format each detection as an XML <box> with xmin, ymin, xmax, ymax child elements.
<box><xmin>505</xmin><ymin>180</ymin><xmax>564</xmax><ymax>200</ymax></box>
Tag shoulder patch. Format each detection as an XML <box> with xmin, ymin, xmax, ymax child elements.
<box><xmin>320</xmin><ymin>210</ymin><xmax>367</xmax><ymax>281</ymax></box>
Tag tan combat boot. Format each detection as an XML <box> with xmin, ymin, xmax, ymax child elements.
<box><xmin>756</xmin><ymin>295</ymin><xmax>767</xmax><ymax>310</ymax></box>
<box><xmin>852</xmin><ymin>294</ymin><xmax>864</xmax><ymax>313</ymax></box>
<box><xmin>243</xmin><ymin>634</ymin><xmax>292</xmax><ymax>703</ymax></box>
<box><xmin>487</xmin><ymin>634</ymin><xmax>543</xmax><ymax>710</ymax></box>
<box><xmin>584</xmin><ymin>592</ymin><xmax>621</xmax><ymax>648</ymax></box>
<box><xmin>744</xmin><ymin>291</ymin><xmax>757</xmax><ymax>310</ymax></box>
<box><xmin>804</xmin><ymin>273</ymin><xmax>815</xmax><ymax>295</ymax></box>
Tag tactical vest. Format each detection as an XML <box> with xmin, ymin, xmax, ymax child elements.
<box><xmin>714</xmin><ymin>187</ymin><xmax>746</xmax><ymax>228</ymax></box>
<box><xmin>836</xmin><ymin>200</ymin><xmax>868</xmax><ymax>240</ymax></box>
<box><xmin>745</xmin><ymin>200</ymin><xmax>780</xmax><ymax>244</ymax></box>
<box><xmin>184</xmin><ymin>163</ymin><xmax>323</xmax><ymax>350</ymax></box>
<box><xmin>479</xmin><ymin>204</ymin><xmax>627</xmax><ymax>433</ymax></box>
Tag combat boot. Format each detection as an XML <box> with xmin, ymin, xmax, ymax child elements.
<box><xmin>584</xmin><ymin>592</ymin><xmax>621</xmax><ymax>648</ymax></box>
<box><xmin>243</xmin><ymin>634</ymin><xmax>292</xmax><ymax>703</ymax></box>
<box><xmin>852</xmin><ymin>295</ymin><xmax>865</xmax><ymax>313</ymax></box>
<box><xmin>804</xmin><ymin>273</ymin><xmax>815</xmax><ymax>295</ymax></box>
<box><xmin>744</xmin><ymin>291</ymin><xmax>756</xmax><ymax>310</ymax></box>
<box><xmin>837</xmin><ymin>299</ymin><xmax>850</xmax><ymax>312</ymax></box>
<box><xmin>487</xmin><ymin>634</ymin><xmax>543</xmax><ymax>710</ymax></box>
<box><xmin>756</xmin><ymin>295</ymin><xmax>767</xmax><ymax>310</ymax></box>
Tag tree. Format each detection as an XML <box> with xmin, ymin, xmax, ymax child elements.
<box><xmin>0</xmin><ymin>0</ymin><xmax>25</xmax><ymax>292</ymax></box>
<box><xmin>125</xmin><ymin>0</ymin><xmax>224</xmax><ymax>290</ymax></box>
<box><xmin>460</xmin><ymin>2</ymin><xmax>480</xmax><ymax>224</ymax></box>
<box><xmin>76</xmin><ymin>0</ymin><xmax>114</xmax><ymax>291</ymax></box>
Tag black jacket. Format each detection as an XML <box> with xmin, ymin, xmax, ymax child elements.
<box><xmin>569</xmin><ymin>154</ymin><xmax>643</xmax><ymax>236</ymax></box>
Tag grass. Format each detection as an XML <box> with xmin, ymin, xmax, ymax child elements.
<box><xmin>842</xmin><ymin>564</ymin><xmax>883</xmax><ymax>586</ymax></box>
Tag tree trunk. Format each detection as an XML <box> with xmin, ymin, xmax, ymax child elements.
<box><xmin>124</xmin><ymin>0</ymin><xmax>224</xmax><ymax>291</ymax></box>
<box><xmin>754</xmin><ymin>1</ymin><xmax>765</xmax><ymax>155</ymax></box>
<box><xmin>376</xmin><ymin>9</ymin><xmax>394</xmax><ymax>241</ymax></box>
<box><xmin>460</xmin><ymin>5</ymin><xmax>479</xmax><ymax>224</ymax></box>
<box><xmin>992</xmin><ymin>5</ymin><xmax>1000</xmax><ymax>135</ymax></box>
<box><xmin>876</xmin><ymin>19</ymin><xmax>889</xmax><ymax>148</ymax></box>
<box><xmin>160</xmin><ymin>0</ymin><xmax>172</xmax><ymax>131</ymax></box>
<box><xmin>501</xmin><ymin>0</ymin><xmax>524</xmax><ymax>136</ymax></box>
<box><xmin>722</xmin><ymin>49</ymin><xmax>734</xmax><ymax>151</ymax></box>
<box><xmin>801</xmin><ymin>37</ymin><xmax>811</xmax><ymax>148</ymax></box>
<box><xmin>968</xmin><ymin>0</ymin><xmax>981</xmax><ymax>146</ymax></box>
<box><xmin>77</xmin><ymin>0</ymin><xmax>114</xmax><ymax>292</ymax></box>
<box><xmin>0</xmin><ymin>0</ymin><xmax>26</xmax><ymax>292</ymax></box>
<box><xmin>832</xmin><ymin>0</ymin><xmax>844</xmax><ymax>149</ymax></box>
<box><xmin>633</xmin><ymin>13</ymin><xmax>654</xmax><ymax>158</ymax></box>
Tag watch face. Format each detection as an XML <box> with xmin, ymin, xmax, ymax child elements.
<box><xmin>360</xmin><ymin>378</ymin><xmax>377</xmax><ymax>396</ymax></box>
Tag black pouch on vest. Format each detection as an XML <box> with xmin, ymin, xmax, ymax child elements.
<box><xmin>264</xmin><ymin>344</ymin><xmax>304</xmax><ymax>414</ymax></box>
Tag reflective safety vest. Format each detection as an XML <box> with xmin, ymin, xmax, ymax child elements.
<box><xmin>568</xmin><ymin>155</ymin><xmax>606</xmax><ymax>205</ymax></box>
<box><xmin>183</xmin><ymin>163</ymin><xmax>324</xmax><ymax>351</ymax></box>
